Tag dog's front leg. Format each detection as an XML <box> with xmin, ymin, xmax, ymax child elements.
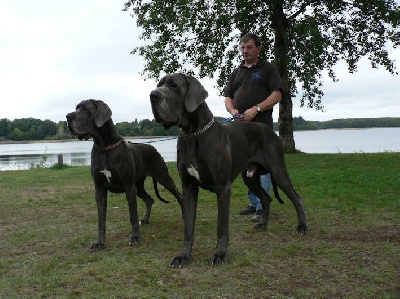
<box><xmin>212</xmin><ymin>184</ymin><xmax>231</xmax><ymax>266</ymax></box>
<box><xmin>171</xmin><ymin>182</ymin><xmax>198</xmax><ymax>268</ymax></box>
<box><xmin>90</xmin><ymin>188</ymin><xmax>108</xmax><ymax>252</ymax></box>
<box><xmin>126</xmin><ymin>185</ymin><xmax>141</xmax><ymax>245</ymax></box>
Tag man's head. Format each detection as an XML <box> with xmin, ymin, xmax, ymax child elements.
<box><xmin>240</xmin><ymin>33</ymin><xmax>262</xmax><ymax>65</ymax></box>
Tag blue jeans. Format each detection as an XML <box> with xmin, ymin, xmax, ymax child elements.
<box><xmin>248</xmin><ymin>174</ymin><xmax>271</xmax><ymax>211</ymax></box>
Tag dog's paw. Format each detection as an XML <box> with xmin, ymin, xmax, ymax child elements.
<box><xmin>89</xmin><ymin>242</ymin><xmax>104</xmax><ymax>252</ymax></box>
<box><xmin>296</xmin><ymin>223</ymin><xmax>309</xmax><ymax>234</ymax></box>
<box><xmin>212</xmin><ymin>253</ymin><xmax>228</xmax><ymax>266</ymax></box>
<box><xmin>170</xmin><ymin>255</ymin><xmax>190</xmax><ymax>268</ymax></box>
<box><xmin>128</xmin><ymin>236</ymin><xmax>141</xmax><ymax>246</ymax></box>
<box><xmin>254</xmin><ymin>222</ymin><xmax>267</xmax><ymax>231</ymax></box>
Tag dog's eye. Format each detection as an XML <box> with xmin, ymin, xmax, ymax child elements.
<box><xmin>169</xmin><ymin>81</ymin><xmax>178</xmax><ymax>88</ymax></box>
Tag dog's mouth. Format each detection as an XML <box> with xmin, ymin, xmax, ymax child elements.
<box><xmin>151</xmin><ymin>107</ymin><xmax>176</xmax><ymax>130</ymax></box>
<box><xmin>67</xmin><ymin>125</ymin><xmax>90</xmax><ymax>140</ymax></box>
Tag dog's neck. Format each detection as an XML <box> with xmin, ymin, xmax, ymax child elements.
<box><xmin>179</xmin><ymin>103</ymin><xmax>214</xmax><ymax>137</ymax></box>
<box><xmin>92</xmin><ymin>119</ymin><xmax>124</xmax><ymax>149</ymax></box>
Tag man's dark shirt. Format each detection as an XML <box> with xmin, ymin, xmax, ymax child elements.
<box><xmin>224</xmin><ymin>59</ymin><xmax>283</xmax><ymax>128</ymax></box>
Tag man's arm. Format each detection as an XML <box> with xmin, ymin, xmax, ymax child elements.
<box><xmin>242</xmin><ymin>90</ymin><xmax>282</xmax><ymax>122</ymax></box>
<box><xmin>224</xmin><ymin>96</ymin><xmax>239</xmax><ymax>115</ymax></box>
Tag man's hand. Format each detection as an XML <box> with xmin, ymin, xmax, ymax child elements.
<box><xmin>242</xmin><ymin>106</ymin><xmax>258</xmax><ymax>122</ymax></box>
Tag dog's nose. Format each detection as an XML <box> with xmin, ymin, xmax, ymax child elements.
<box><xmin>66</xmin><ymin>113</ymin><xmax>73</xmax><ymax>122</ymax></box>
<box><xmin>150</xmin><ymin>90</ymin><xmax>160</xmax><ymax>103</ymax></box>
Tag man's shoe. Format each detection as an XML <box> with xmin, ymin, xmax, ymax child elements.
<box><xmin>252</xmin><ymin>210</ymin><xmax>263</xmax><ymax>222</ymax></box>
<box><xmin>239</xmin><ymin>206</ymin><xmax>256</xmax><ymax>215</ymax></box>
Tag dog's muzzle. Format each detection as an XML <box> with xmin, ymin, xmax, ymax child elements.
<box><xmin>150</xmin><ymin>90</ymin><xmax>161</xmax><ymax>104</ymax></box>
<box><xmin>149</xmin><ymin>90</ymin><xmax>163</xmax><ymax>123</ymax></box>
<box><xmin>66</xmin><ymin>113</ymin><xmax>90</xmax><ymax>140</ymax></box>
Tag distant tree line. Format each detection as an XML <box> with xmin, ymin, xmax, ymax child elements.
<box><xmin>287</xmin><ymin>117</ymin><xmax>400</xmax><ymax>131</ymax></box>
<box><xmin>0</xmin><ymin>118</ymin><xmax>178</xmax><ymax>141</ymax></box>
<box><xmin>0</xmin><ymin>116</ymin><xmax>399</xmax><ymax>141</ymax></box>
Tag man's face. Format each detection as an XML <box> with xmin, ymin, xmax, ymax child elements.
<box><xmin>240</xmin><ymin>39</ymin><xmax>261</xmax><ymax>64</ymax></box>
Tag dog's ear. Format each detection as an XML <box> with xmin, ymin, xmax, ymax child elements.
<box><xmin>93</xmin><ymin>100</ymin><xmax>112</xmax><ymax>127</ymax></box>
<box><xmin>184</xmin><ymin>74</ymin><xmax>208</xmax><ymax>113</ymax></box>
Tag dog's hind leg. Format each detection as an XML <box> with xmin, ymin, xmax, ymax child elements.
<box><xmin>136</xmin><ymin>178</ymin><xmax>155</xmax><ymax>225</ymax></box>
<box><xmin>242</xmin><ymin>166</ymin><xmax>273</xmax><ymax>231</ymax></box>
<box><xmin>270</xmin><ymin>169</ymin><xmax>308</xmax><ymax>234</ymax></box>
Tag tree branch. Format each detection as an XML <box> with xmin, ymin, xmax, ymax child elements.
<box><xmin>287</xmin><ymin>0</ymin><xmax>317</xmax><ymax>22</ymax></box>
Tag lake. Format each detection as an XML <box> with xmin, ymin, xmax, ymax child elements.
<box><xmin>0</xmin><ymin>127</ymin><xmax>399</xmax><ymax>171</ymax></box>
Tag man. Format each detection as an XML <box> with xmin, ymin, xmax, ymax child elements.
<box><xmin>224</xmin><ymin>33</ymin><xmax>283</xmax><ymax>221</ymax></box>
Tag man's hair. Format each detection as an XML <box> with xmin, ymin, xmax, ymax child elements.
<box><xmin>240</xmin><ymin>33</ymin><xmax>261</xmax><ymax>47</ymax></box>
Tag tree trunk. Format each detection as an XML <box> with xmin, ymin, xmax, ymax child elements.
<box><xmin>270</xmin><ymin>0</ymin><xmax>296</xmax><ymax>152</ymax></box>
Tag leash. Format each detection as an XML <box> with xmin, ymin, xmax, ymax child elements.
<box><xmin>220</xmin><ymin>113</ymin><xmax>243</xmax><ymax>123</ymax></box>
<box><xmin>133</xmin><ymin>136</ymin><xmax>178</xmax><ymax>144</ymax></box>
<box><xmin>135</xmin><ymin>114</ymin><xmax>243</xmax><ymax>144</ymax></box>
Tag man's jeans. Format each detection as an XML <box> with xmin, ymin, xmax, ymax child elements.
<box><xmin>248</xmin><ymin>173</ymin><xmax>271</xmax><ymax>211</ymax></box>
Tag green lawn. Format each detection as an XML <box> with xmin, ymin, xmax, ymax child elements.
<box><xmin>0</xmin><ymin>153</ymin><xmax>399</xmax><ymax>298</ymax></box>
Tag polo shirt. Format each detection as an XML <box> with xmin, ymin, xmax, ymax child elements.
<box><xmin>224</xmin><ymin>59</ymin><xmax>282</xmax><ymax>128</ymax></box>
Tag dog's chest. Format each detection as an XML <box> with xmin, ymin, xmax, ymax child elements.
<box><xmin>181</xmin><ymin>138</ymin><xmax>202</xmax><ymax>181</ymax></box>
<box><xmin>99</xmin><ymin>169</ymin><xmax>112</xmax><ymax>183</ymax></box>
<box><xmin>92</xmin><ymin>151</ymin><xmax>129</xmax><ymax>192</ymax></box>
<box><xmin>179</xmin><ymin>138</ymin><xmax>216</xmax><ymax>188</ymax></box>
<box><xmin>187</xmin><ymin>164</ymin><xmax>200</xmax><ymax>181</ymax></box>
<box><xmin>93</xmin><ymin>167</ymin><xmax>124</xmax><ymax>192</ymax></box>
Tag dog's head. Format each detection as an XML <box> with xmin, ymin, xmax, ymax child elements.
<box><xmin>149</xmin><ymin>73</ymin><xmax>208</xmax><ymax>129</ymax></box>
<box><xmin>66</xmin><ymin>99</ymin><xmax>112</xmax><ymax>140</ymax></box>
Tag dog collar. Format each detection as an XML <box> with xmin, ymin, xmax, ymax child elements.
<box><xmin>179</xmin><ymin>118</ymin><xmax>215</xmax><ymax>138</ymax></box>
<box><xmin>94</xmin><ymin>139</ymin><xmax>125</xmax><ymax>151</ymax></box>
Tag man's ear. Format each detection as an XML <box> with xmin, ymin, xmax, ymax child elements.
<box><xmin>93</xmin><ymin>100</ymin><xmax>112</xmax><ymax>127</ymax></box>
<box><xmin>184</xmin><ymin>74</ymin><xmax>208</xmax><ymax>113</ymax></box>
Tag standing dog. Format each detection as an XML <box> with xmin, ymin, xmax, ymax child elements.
<box><xmin>66</xmin><ymin>99</ymin><xmax>182</xmax><ymax>251</ymax></box>
<box><xmin>150</xmin><ymin>73</ymin><xmax>308</xmax><ymax>267</ymax></box>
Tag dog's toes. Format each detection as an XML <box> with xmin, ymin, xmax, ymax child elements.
<box><xmin>296</xmin><ymin>223</ymin><xmax>309</xmax><ymax>234</ymax></box>
<box><xmin>170</xmin><ymin>256</ymin><xmax>189</xmax><ymax>268</ymax></box>
<box><xmin>128</xmin><ymin>236</ymin><xmax>141</xmax><ymax>246</ymax></box>
<box><xmin>212</xmin><ymin>253</ymin><xmax>228</xmax><ymax>266</ymax></box>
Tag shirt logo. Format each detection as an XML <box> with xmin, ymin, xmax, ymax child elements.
<box><xmin>251</xmin><ymin>72</ymin><xmax>262</xmax><ymax>80</ymax></box>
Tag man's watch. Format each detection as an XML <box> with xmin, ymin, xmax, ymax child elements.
<box><xmin>255</xmin><ymin>105</ymin><xmax>261</xmax><ymax>112</ymax></box>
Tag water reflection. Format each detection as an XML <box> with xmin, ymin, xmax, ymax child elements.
<box><xmin>0</xmin><ymin>137</ymin><xmax>177</xmax><ymax>171</ymax></box>
<box><xmin>1</xmin><ymin>128</ymin><xmax>399</xmax><ymax>171</ymax></box>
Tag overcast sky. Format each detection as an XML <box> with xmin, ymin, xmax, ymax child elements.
<box><xmin>1</xmin><ymin>0</ymin><xmax>399</xmax><ymax>124</ymax></box>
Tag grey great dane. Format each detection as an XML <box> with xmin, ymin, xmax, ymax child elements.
<box><xmin>66</xmin><ymin>99</ymin><xmax>182</xmax><ymax>251</ymax></box>
<box><xmin>150</xmin><ymin>73</ymin><xmax>308</xmax><ymax>268</ymax></box>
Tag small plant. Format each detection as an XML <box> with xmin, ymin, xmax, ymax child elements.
<box><xmin>30</xmin><ymin>147</ymin><xmax>49</xmax><ymax>169</ymax></box>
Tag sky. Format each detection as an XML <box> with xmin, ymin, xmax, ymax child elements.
<box><xmin>0</xmin><ymin>0</ymin><xmax>399</xmax><ymax>124</ymax></box>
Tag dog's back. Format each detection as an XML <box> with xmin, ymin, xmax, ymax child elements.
<box><xmin>127</xmin><ymin>142</ymin><xmax>165</xmax><ymax>178</ymax></box>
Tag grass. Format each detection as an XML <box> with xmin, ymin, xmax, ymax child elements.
<box><xmin>0</xmin><ymin>153</ymin><xmax>399</xmax><ymax>298</ymax></box>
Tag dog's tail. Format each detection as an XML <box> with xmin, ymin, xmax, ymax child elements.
<box><xmin>272</xmin><ymin>180</ymin><xmax>285</xmax><ymax>204</ymax></box>
<box><xmin>152</xmin><ymin>178</ymin><xmax>170</xmax><ymax>203</ymax></box>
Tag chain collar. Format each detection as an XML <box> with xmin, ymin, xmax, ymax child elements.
<box><xmin>179</xmin><ymin>118</ymin><xmax>215</xmax><ymax>138</ymax></box>
<box><xmin>94</xmin><ymin>139</ymin><xmax>125</xmax><ymax>151</ymax></box>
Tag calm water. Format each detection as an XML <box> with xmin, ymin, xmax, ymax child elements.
<box><xmin>0</xmin><ymin>128</ymin><xmax>399</xmax><ymax>171</ymax></box>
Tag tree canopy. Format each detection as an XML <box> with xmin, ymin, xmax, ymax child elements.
<box><xmin>123</xmin><ymin>0</ymin><xmax>399</xmax><ymax>151</ymax></box>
